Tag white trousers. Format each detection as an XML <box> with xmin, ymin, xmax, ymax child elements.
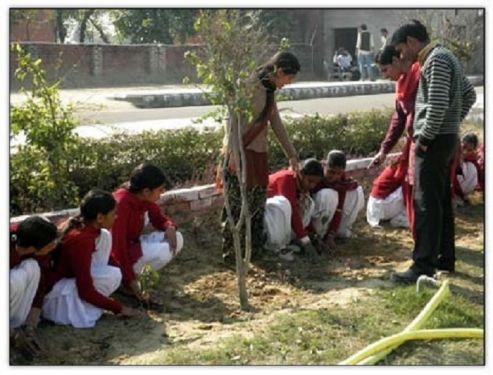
<box><xmin>337</xmin><ymin>186</ymin><xmax>365</xmax><ymax>238</ymax></box>
<box><xmin>10</xmin><ymin>259</ymin><xmax>41</xmax><ymax>328</ymax></box>
<box><xmin>457</xmin><ymin>161</ymin><xmax>478</xmax><ymax>196</ymax></box>
<box><xmin>264</xmin><ymin>195</ymin><xmax>315</xmax><ymax>251</ymax></box>
<box><xmin>133</xmin><ymin>231</ymin><xmax>184</xmax><ymax>275</ymax></box>
<box><xmin>366</xmin><ymin>186</ymin><xmax>409</xmax><ymax>228</ymax></box>
<box><xmin>42</xmin><ymin>229</ymin><xmax>122</xmax><ymax>328</ymax></box>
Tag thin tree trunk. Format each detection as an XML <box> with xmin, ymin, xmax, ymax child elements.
<box><xmin>55</xmin><ymin>11</ymin><xmax>67</xmax><ymax>43</ymax></box>
<box><xmin>89</xmin><ymin>18</ymin><xmax>110</xmax><ymax>43</ymax></box>
<box><xmin>79</xmin><ymin>10</ymin><xmax>95</xmax><ymax>43</ymax></box>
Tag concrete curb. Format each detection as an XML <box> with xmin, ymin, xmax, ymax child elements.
<box><xmin>111</xmin><ymin>75</ymin><xmax>484</xmax><ymax>109</ymax></box>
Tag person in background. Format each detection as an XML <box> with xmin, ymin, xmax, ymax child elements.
<box><xmin>356</xmin><ymin>24</ymin><xmax>376</xmax><ymax>81</ymax></box>
<box><xmin>43</xmin><ymin>189</ymin><xmax>139</xmax><ymax>328</ymax></box>
<box><xmin>110</xmin><ymin>163</ymin><xmax>184</xmax><ymax>305</ymax></box>
<box><xmin>10</xmin><ymin>216</ymin><xmax>58</xmax><ymax>357</ymax></box>
<box><xmin>311</xmin><ymin>150</ymin><xmax>365</xmax><ymax>251</ymax></box>
<box><xmin>453</xmin><ymin>133</ymin><xmax>484</xmax><ymax>204</ymax></box>
<box><xmin>380</xmin><ymin>28</ymin><xmax>389</xmax><ymax>50</ymax></box>
<box><xmin>389</xmin><ymin>20</ymin><xmax>476</xmax><ymax>283</ymax></box>
<box><xmin>220</xmin><ymin>51</ymin><xmax>301</xmax><ymax>264</ymax></box>
<box><xmin>333</xmin><ymin>47</ymin><xmax>353</xmax><ymax>72</ymax></box>
<box><xmin>264</xmin><ymin>158</ymin><xmax>324</xmax><ymax>261</ymax></box>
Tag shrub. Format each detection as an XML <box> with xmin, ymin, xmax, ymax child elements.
<box><xmin>11</xmin><ymin>109</ymin><xmax>393</xmax><ymax>216</ymax></box>
<box><xmin>10</xmin><ymin>44</ymin><xmax>80</xmax><ymax>214</ymax></box>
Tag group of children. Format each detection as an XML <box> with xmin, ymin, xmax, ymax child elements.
<box><xmin>366</xmin><ymin>132</ymin><xmax>484</xmax><ymax>230</ymax></box>
<box><xmin>10</xmin><ymin>137</ymin><xmax>483</xmax><ymax>355</ymax></box>
<box><xmin>10</xmin><ymin>163</ymin><xmax>183</xmax><ymax>355</ymax></box>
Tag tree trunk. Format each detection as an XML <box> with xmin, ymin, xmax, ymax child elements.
<box><xmin>55</xmin><ymin>11</ymin><xmax>67</xmax><ymax>43</ymax></box>
<box><xmin>90</xmin><ymin>18</ymin><xmax>110</xmax><ymax>43</ymax></box>
<box><xmin>79</xmin><ymin>10</ymin><xmax>95</xmax><ymax>43</ymax></box>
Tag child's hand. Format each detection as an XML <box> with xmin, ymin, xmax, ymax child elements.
<box><xmin>165</xmin><ymin>226</ymin><xmax>177</xmax><ymax>255</ymax></box>
<box><xmin>368</xmin><ymin>152</ymin><xmax>386</xmax><ymax>169</ymax></box>
<box><xmin>119</xmin><ymin>305</ymin><xmax>141</xmax><ymax>318</ymax></box>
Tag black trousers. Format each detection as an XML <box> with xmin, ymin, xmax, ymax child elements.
<box><xmin>411</xmin><ymin>134</ymin><xmax>458</xmax><ymax>275</ymax></box>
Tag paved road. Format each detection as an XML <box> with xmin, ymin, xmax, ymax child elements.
<box><xmin>74</xmin><ymin>86</ymin><xmax>483</xmax><ymax>125</ymax></box>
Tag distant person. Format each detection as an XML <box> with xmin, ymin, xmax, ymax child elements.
<box><xmin>264</xmin><ymin>158</ymin><xmax>324</xmax><ymax>261</ymax></box>
<box><xmin>219</xmin><ymin>51</ymin><xmax>301</xmax><ymax>264</ymax></box>
<box><xmin>10</xmin><ymin>216</ymin><xmax>58</xmax><ymax>356</ymax></box>
<box><xmin>389</xmin><ymin>20</ymin><xmax>476</xmax><ymax>283</ymax></box>
<box><xmin>368</xmin><ymin>45</ymin><xmax>420</xmax><ymax>235</ymax></box>
<box><xmin>453</xmin><ymin>133</ymin><xmax>484</xmax><ymax>204</ymax></box>
<box><xmin>356</xmin><ymin>24</ymin><xmax>376</xmax><ymax>81</ymax></box>
<box><xmin>380</xmin><ymin>28</ymin><xmax>389</xmax><ymax>50</ymax></box>
<box><xmin>43</xmin><ymin>189</ymin><xmax>139</xmax><ymax>328</ymax></box>
<box><xmin>333</xmin><ymin>48</ymin><xmax>353</xmax><ymax>72</ymax></box>
<box><xmin>110</xmin><ymin>163</ymin><xmax>184</xmax><ymax>304</ymax></box>
<box><xmin>310</xmin><ymin>150</ymin><xmax>365</xmax><ymax>251</ymax></box>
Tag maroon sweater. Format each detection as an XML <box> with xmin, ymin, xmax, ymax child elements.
<box><xmin>311</xmin><ymin>173</ymin><xmax>359</xmax><ymax>237</ymax></box>
<box><xmin>110</xmin><ymin>188</ymin><xmax>175</xmax><ymax>286</ymax></box>
<box><xmin>51</xmin><ymin>225</ymin><xmax>122</xmax><ymax>314</ymax></box>
<box><xmin>9</xmin><ymin>224</ymin><xmax>52</xmax><ymax>309</ymax></box>
<box><xmin>267</xmin><ymin>169</ymin><xmax>308</xmax><ymax>239</ymax></box>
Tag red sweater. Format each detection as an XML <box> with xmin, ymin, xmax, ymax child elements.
<box><xmin>9</xmin><ymin>223</ymin><xmax>53</xmax><ymax>309</ymax></box>
<box><xmin>51</xmin><ymin>225</ymin><xmax>122</xmax><ymax>314</ymax></box>
<box><xmin>267</xmin><ymin>169</ymin><xmax>307</xmax><ymax>239</ymax></box>
<box><xmin>311</xmin><ymin>173</ymin><xmax>359</xmax><ymax>237</ymax></box>
<box><xmin>110</xmin><ymin>188</ymin><xmax>175</xmax><ymax>286</ymax></box>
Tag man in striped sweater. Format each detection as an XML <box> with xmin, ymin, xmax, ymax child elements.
<box><xmin>389</xmin><ymin>20</ymin><xmax>477</xmax><ymax>284</ymax></box>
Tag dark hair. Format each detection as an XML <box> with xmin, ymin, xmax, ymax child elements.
<box><xmin>390</xmin><ymin>19</ymin><xmax>429</xmax><ymax>45</ymax></box>
<box><xmin>360</xmin><ymin>24</ymin><xmax>367</xmax><ymax>31</ymax></box>
<box><xmin>462</xmin><ymin>133</ymin><xmax>479</xmax><ymax>148</ymax></box>
<box><xmin>326</xmin><ymin>150</ymin><xmax>347</xmax><ymax>169</ymax></box>
<box><xmin>80</xmin><ymin>189</ymin><xmax>116</xmax><ymax>220</ymax></box>
<box><xmin>60</xmin><ymin>189</ymin><xmax>116</xmax><ymax>239</ymax></box>
<box><xmin>127</xmin><ymin>163</ymin><xmax>169</xmax><ymax>193</ymax></box>
<box><xmin>375</xmin><ymin>45</ymin><xmax>400</xmax><ymax>65</ymax></box>
<box><xmin>258</xmin><ymin>51</ymin><xmax>301</xmax><ymax>78</ymax></box>
<box><xmin>380</xmin><ymin>28</ymin><xmax>388</xmax><ymax>34</ymax></box>
<box><xmin>15</xmin><ymin>216</ymin><xmax>58</xmax><ymax>250</ymax></box>
<box><xmin>301</xmin><ymin>158</ymin><xmax>324</xmax><ymax>177</ymax></box>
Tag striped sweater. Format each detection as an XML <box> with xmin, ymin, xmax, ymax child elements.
<box><xmin>413</xmin><ymin>45</ymin><xmax>476</xmax><ymax>147</ymax></box>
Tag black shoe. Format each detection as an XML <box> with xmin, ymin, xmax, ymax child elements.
<box><xmin>390</xmin><ymin>268</ymin><xmax>422</xmax><ymax>284</ymax></box>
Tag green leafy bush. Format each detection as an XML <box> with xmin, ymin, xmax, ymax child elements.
<box><xmin>11</xmin><ymin>108</ymin><xmax>392</xmax><ymax>216</ymax></box>
<box><xmin>10</xmin><ymin>44</ymin><xmax>80</xmax><ymax>214</ymax></box>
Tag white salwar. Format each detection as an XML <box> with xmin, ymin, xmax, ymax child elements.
<box><xmin>457</xmin><ymin>161</ymin><xmax>478</xmax><ymax>196</ymax></box>
<box><xmin>42</xmin><ymin>229</ymin><xmax>122</xmax><ymax>328</ymax></box>
<box><xmin>337</xmin><ymin>186</ymin><xmax>365</xmax><ymax>238</ymax></box>
<box><xmin>10</xmin><ymin>258</ymin><xmax>41</xmax><ymax>328</ymax></box>
<box><xmin>264</xmin><ymin>194</ymin><xmax>316</xmax><ymax>252</ymax></box>
<box><xmin>366</xmin><ymin>186</ymin><xmax>409</xmax><ymax>228</ymax></box>
<box><xmin>133</xmin><ymin>230</ymin><xmax>184</xmax><ymax>275</ymax></box>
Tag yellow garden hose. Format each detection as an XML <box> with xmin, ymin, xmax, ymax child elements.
<box><xmin>339</xmin><ymin>280</ymin><xmax>483</xmax><ymax>365</ymax></box>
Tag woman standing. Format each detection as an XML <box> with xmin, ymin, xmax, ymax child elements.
<box><xmin>221</xmin><ymin>51</ymin><xmax>301</xmax><ymax>263</ymax></box>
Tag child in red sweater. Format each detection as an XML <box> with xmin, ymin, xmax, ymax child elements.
<box><xmin>110</xmin><ymin>163</ymin><xmax>183</xmax><ymax>304</ymax></box>
<box><xmin>42</xmin><ymin>189</ymin><xmax>138</xmax><ymax>328</ymax></box>
<box><xmin>10</xmin><ymin>216</ymin><xmax>58</xmax><ymax>355</ymax></box>
<box><xmin>265</xmin><ymin>158</ymin><xmax>324</xmax><ymax>260</ymax></box>
<box><xmin>453</xmin><ymin>133</ymin><xmax>484</xmax><ymax>204</ymax></box>
<box><xmin>311</xmin><ymin>150</ymin><xmax>364</xmax><ymax>250</ymax></box>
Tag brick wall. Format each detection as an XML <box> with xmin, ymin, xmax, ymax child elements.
<box><xmin>10</xmin><ymin>42</ymin><xmax>318</xmax><ymax>90</ymax></box>
<box><xmin>9</xmin><ymin>154</ymin><xmax>400</xmax><ymax>226</ymax></box>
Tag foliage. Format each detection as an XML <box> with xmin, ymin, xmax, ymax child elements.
<box><xmin>11</xmin><ymin>109</ymin><xmax>393</xmax><ymax>216</ymax></box>
<box><xmin>112</xmin><ymin>9</ymin><xmax>198</xmax><ymax>44</ymax></box>
<box><xmin>10</xmin><ymin>44</ymin><xmax>80</xmax><ymax>214</ymax></box>
<box><xmin>138</xmin><ymin>265</ymin><xmax>162</xmax><ymax>294</ymax></box>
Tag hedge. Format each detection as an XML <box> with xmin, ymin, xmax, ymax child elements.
<box><xmin>10</xmin><ymin>109</ymin><xmax>393</xmax><ymax>215</ymax></box>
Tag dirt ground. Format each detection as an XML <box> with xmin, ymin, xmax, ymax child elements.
<box><xmin>10</xmin><ymin>188</ymin><xmax>484</xmax><ymax>365</ymax></box>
